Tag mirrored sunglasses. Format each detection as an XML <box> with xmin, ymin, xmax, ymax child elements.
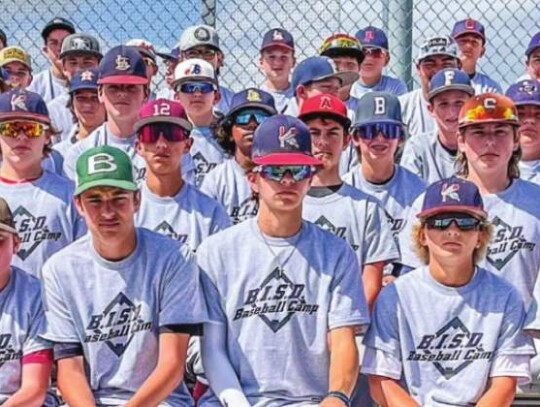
<box><xmin>352</xmin><ymin>123</ymin><xmax>404</xmax><ymax>140</ymax></box>
<box><xmin>179</xmin><ymin>82</ymin><xmax>215</xmax><ymax>94</ymax></box>
<box><xmin>234</xmin><ymin>109</ymin><xmax>271</xmax><ymax>125</ymax></box>
<box><xmin>137</xmin><ymin>123</ymin><xmax>189</xmax><ymax>143</ymax></box>
<box><xmin>425</xmin><ymin>215</ymin><xmax>481</xmax><ymax>231</ymax></box>
<box><xmin>0</xmin><ymin>121</ymin><xmax>49</xmax><ymax>138</ymax></box>
<box><xmin>254</xmin><ymin>165</ymin><xmax>315</xmax><ymax>182</ymax></box>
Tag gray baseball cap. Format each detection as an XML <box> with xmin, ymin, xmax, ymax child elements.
<box><xmin>416</xmin><ymin>36</ymin><xmax>458</xmax><ymax>64</ymax></box>
<box><xmin>59</xmin><ymin>33</ymin><xmax>102</xmax><ymax>60</ymax></box>
<box><xmin>178</xmin><ymin>25</ymin><xmax>221</xmax><ymax>52</ymax></box>
<box><xmin>353</xmin><ymin>92</ymin><xmax>403</xmax><ymax>127</ymax></box>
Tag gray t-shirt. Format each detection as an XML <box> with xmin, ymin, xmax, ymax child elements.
<box><xmin>198</xmin><ymin>218</ymin><xmax>369</xmax><ymax>406</ymax></box>
<box><xmin>0</xmin><ymin>171</ymin><xmax>85</xmax><ymax>279</ymax></box>
<box><xmin>400</xmin><ymin>178</ymin><xmax>540</xmax><ymax>310</ymax></box>
<box><xmin>400</xmin><ymin>129</ymin><xmax>457</xmax><ymax>184</ymax></box>
<box><xmin>135</xmin><ymin>182</ymin><xmax>231</xmax><ymax>251</ymax></box>
<box><xmin>520</xmin><ymin>160</ymin><xmax>540</xmax><ymax>183</ymax></box>
<box><xmin>47</xmin><ymin>93</ymin><xmax>73</xmax><ymax>142</ymax></box>
<box><xmin>190</xmin><ymin>126</ymin><xmax>229</xmax><ymax>188</ymax></box>
<box><xmin>362</xmin><ymin>266</ymin><xmax>533</xmax><ymax>406</ymax></box>
<box><xmin>399</xmin><ymin>88</ymin><xmax>436</xmax><ymax>137</ymax></box>
<box><xmin>200</xmin><ymin>159</ymin><xmax>258</xmax><ymax>224</ymax></box>
<box><xmin>0</xmin><ymin>266</ymin><xmax>52</xmax><ymax>404</ymax></box>
<box><xmin>260</xmin><ymin>83</ymin><xmax>294</xmax><ymax>114</ymax></box>
<box><xmin>303</xmin><ymin>183</ymin><xmax>400</xmax><ymax>267</ymax></box>
<box><xmin>41</xmin><ymin>228</ymin><xmax>209</xmax><ymax>406</ymax></box>
<box><xmin>27</xmin><ymin>68</ymin><xmax>66</xmax><ymax>103</ymax></box>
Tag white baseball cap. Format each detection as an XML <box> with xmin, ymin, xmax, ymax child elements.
<box><xmin>173</xmin><ymin>59</ymin><xmax>217</xmax><ymax>88</ymax></box>
<box><xmin>178</xmin><ymin>25</ymin><xmax>221</xmax><ymax>52</ymax></box>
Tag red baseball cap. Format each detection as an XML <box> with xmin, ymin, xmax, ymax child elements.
<box><xmin>298</xmin><ymin>94</ymin><xmax>351</xmax><ymax>129</ymax></box>
<box><xmin>134</xmin><ymin>99</ymin><xmax>192</xmax><ymax>132</ymax></box>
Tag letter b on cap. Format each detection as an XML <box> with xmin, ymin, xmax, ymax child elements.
<box><xmin>88</xmin><ymin>153</ymin><xmax>118</xmax><ymax>175</ymax></box>
<box><xmin>374</xmin><ymin>96</ymin><xmax>386</xmax><ymax>115</ymax></box>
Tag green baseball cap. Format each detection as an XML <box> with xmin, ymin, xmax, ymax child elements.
<box><xmin>75</xmin><ymin>145</ymin><xmax>138</xmax><ymax>195</ymax></box>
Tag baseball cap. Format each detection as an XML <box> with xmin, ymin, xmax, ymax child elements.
<box><xmin>156</xmin><ymin>46</ymin><xmax>180</xmax><ymax>61</ymax></box>
<box><xmin>319</xmin><ymin>33</ymin><xmax>364</xmax><ymax>62</ymax></box>
<box><xmin>428</xmin><ymin>68</ymin><xmax>474</xmax><ymax>101</ymax></box>
<box><xmin>260</xmin><ymin>28</ymin><xmax>294</xmax><ymax>51</ymax></box>
<box><xmin>0</xmin><ymin>197</ymin><xmax>17</xmax><ymax>235</ymax></box>
<box><xmin>134</xmin><ymin>99</ymin><xmax>192</xmax><ymax>132</ymax></box>
<box><xmin>69</xmin><ymin>68</ymin><xmax>100</xmax><ymax>93</ymax></box>
<box><xmin>0</xmin><ymin>89</ymin><xmax>50</xmax><ymax>123</ymax></box>
<box><xmin>0</xmin><ymin>46</ymin><xmax>31</xmax><ymax>70</ymax></box>
<box><xmin>126</xmin><ymin>39</ymin><xmax>157</xmax><ymax>63</ymax></box>
<box><xmin>251</xmin><ymin>114</ymin><xmax>322</xmax><ymax>166</ymax></box>
<box><xmin>173</xmin><ymin>59</ymin><xmax>217</xmax><ymax>88</ymax></box>
<box><xmin>75</xmin><ymin>145</ymin><xmax>138</xmax><ymax>195</ymax></box>
<box><xmin>459</xmin><ymin>93</ymin><xmax>519</xmax><ymax>128</ymax></box>
<box><xmin>451</xmin><ymin>18</ymin><xmax>486</xmax><ymax>42</ymax></box>
<box><xmin>291</xmin><ymin>56</ymin><xmax>358</xmax><ymax>93</ymax></box>
<box><xmin>526</xmin><ymin>32</ymin><xmax>540</xmax><ymax>57</ymax></box>
<box><xmin>416</xmin><ymin>36</ymin><xmax>459</xmax><ymax>63</ymax></box>
<box><xmin>355</xmin><ymin>26</ymin><xmax>388</xmax><ymax>50</ymax></box>
<box><xmin>179</xmin><ymin>25</ymin><xmax>221</xmax><ymax>52</ymax></box>
<box><xmin>298</xmin><ymin>94</ymin><xmax>351</xmax><ymax>128</ymax></box>
<box><xmin>59</xmin><ymin>33</ymin><xmax>102</xmax><ymax>60</ymax></box>
<box><xmin>0</xmin><ymin>29</ymin><xmax>7</xmax><ymax>47</ymax></box>
<box><xmin>227</xmin><ymin>88</ymin><xmax>277</xmax><ymax>118</ymax></box>
<box><xmin>417</xmin><ymin>176</ymin><xmax>486</xmax><ymax>220</ymax></box>
<box><xmin>97</xmin><ymin>45</ymin><xmax>148</xmax><ymax>85</ymax></box>
<box><xmin>506</xmin><ymin>80</ymin><xmax>540</xmax><ymax>106</ymax></box>
<box><xmin>41</xmin><ymin>17</ymin><xmax>75</xmax><ymax>40</ymax></box>
<box><xmin>353</xmin><ymin>92</ymin><xmax>403</xmax><ymax>127</ymax></box>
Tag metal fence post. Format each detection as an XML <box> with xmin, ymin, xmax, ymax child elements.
<box><xmin>388</xmin><ymin>0</ymin><xmax>413</xmax><ymax>90</ymax></box>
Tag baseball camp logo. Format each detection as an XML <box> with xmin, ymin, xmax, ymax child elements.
<box><xmin>0</xmin><ymin>334</ymin><xmax>22</xmax><ymax>367</ymax></box>
<box><xmin>192</xmin><ymin>152</ymin><xmax>217</xmax><ymax>185</ymax></box>
<box><xmin>154</xmin><ymin>221</ymin><xmax>188</xmax><ymax>244</ymax></box>
<box><xmin>230</xmin><ymin>196</ymin><xmax>259</xmax><ymax>224</ymax></box>
<box><xmin>84</xmin><ymin>292</ymin><xmax>152</xmax><ymax>357</ymax></box>
<box><xmin>408</xmin><ymin>317</ymin><xmax>493</xmax><ymax>379</ymax></box>
<box><xmin>313</xmin><ymin>215</ymin><xmax>359</xmax><ymax>251</ymax></box>
<box><xmin>234</xmin><ymin>267</ymin><xmax>319</xmax><ymax>332</ymax></box>
<box><xmin>486</xmin><ymin>216</ymin><xmax>536</xmax><ymax>270</ymax></box>
<box><xmin>12</xmin><ymin>206</ymin><xmax>62</xmax><ymax>260</ymax></box>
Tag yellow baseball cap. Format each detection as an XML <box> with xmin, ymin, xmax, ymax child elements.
<box><xmin>0</xmin><ymin>46</ymin><xmax>31</xmax><ymax>70</ymax></box>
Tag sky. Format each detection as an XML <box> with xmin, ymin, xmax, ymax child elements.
<box><xmin>1</xmin><ymin>0</ymin><xmax>538</xmax><ymax>91</ymax></box>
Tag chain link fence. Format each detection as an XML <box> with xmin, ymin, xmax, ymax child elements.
<box><xmin>1</xmin><ymin>0</ymin><xmax>539</xmax><ymax>92</ymax></box>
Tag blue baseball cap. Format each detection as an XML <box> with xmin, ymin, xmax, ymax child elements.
<box><xmin>417</xmin><ymin>176</ymin><xmax>486</xmax><ymax>219</ymax></box>
<box><xmin>227</xmin><ymin>88</ymin><xmax>277</xmax><ymax>118</ymax></box>
<box><xmin>97</xmin><ymin>45</ymin><xmax>148</xmax><ymax>85</ymax></box>
<box><xmin>452</xmin><ymin>18</ymin><xmax>486</xmax><ymax>42</ymax></box>
<box><xmin>251</xmin><ymin>114</ymin><xmax>322</xmax><ymax>166</ymax></box>
<box><xmin>291</xmin><ymin>56</ymin><xmax>358</xmax><ymax>94</ymax></box>
<box><xmin>428</xmin><ymin>68</ymin><xmax>474</xmax><ymax>101</ymax></box>
<box><xmin>261</xmin><ymin>28</ymin><xmax>294</xmax><ymax>51</ymax></box>
<box><xmin>526</xmin><ymin>32</ymin><xmax>540</xmax><ymax>57</ymax></box>
<box><xmin>355</xmin><ymin>26</ymin><xmax>388</xmax><ymax>50</ymax></box>
<box><xmin>69</xmin><ymin>68</ymin><xmax>100</xmax><ymax>93</ymax></box>
<box><xmin>156</xmin><ymin>46</ymin><xmax>180</xmax><ymax>61</ymax></box>
<box><xmin>0</xmin><ymin>88</ymin><xmax>50</xmax><ymax>123</ymax></box>
<box><xmin>353</xmin><ymin>92</ymin><xmax>403</xmax><ymax>127</ymax></box>
<box><xmin>506</xmin><ymin>80</ymin><xmax>540</xmax><ymax>106</ymax></box>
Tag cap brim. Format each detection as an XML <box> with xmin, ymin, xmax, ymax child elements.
<box><xmin>298</xmin><ymin>111</ymin><xmax>351</xmax><ymax>129</ymax></box>
<box><xmin>0</xmin><ymin>59</ymin><xmax>31</xmax><ymax>70</ymax></box>
<box><xmin>227</xmin><ymin>102</ymin><xmax>277</xmax><ymax>118</ymax></box>
<box><xmin>428</xmin><ymin>84</ymin><xmax>475</xmax><ymax>101</ymax></box>
<box><xmin>453</xmin><ymin>30</ymin><xmax>485</xmax><ymax>41</ymax></box>
<box><xmin>98</xmin><ymin>75</ymin><xmax>149</xmax><ymax>85</ymax></box>
<box><xmin>42</xmin><ymin>24</ymin><xmax>75</xmax><ymax>39</ymax></box>
<box><xmin>513</xmin><ymin>100</ymin><xmax>540</xmax><ymax>106</ymax></box>
<box><xmin>0</xmin><ymin>223</ymin><xmax>18</xmax><ymax>235</ymax></box>
<box><xmin>417</xmin><ymin>206</ymin><xmax>487</xmax><ymax>220</ymax></box>
<box><xmin>527</xmin><ymin>45</ymin><xmax>540</xmax><ymax>56</ymax></box>
<box><xmin>174</xmin><ymin>76</ymin><xmax>218</xmax><ymax>86</ymax></box>
<box><xmin>134</xmin><ymin>116</ymin><xmax>192</xmax><ymax>132</ymax></box>
<box><xmin>321</xmin><ymin>48</ymin><xmax>364</xmax><ymax>63</ymax></box>
<box><xmin>459</xmin><ymin>118</ymin><xmax>520</xmax><ymax>128</ymax></box>
<box><xmin>253</xmin><ymin>153</ymin><xmax>322</xmax><ymax>166</ymax></box>
<box><xmin>75</xmin><ymin>179</ymin><xmax>138</xmax><ymax>196</ymax></box>
<box><xmin>156</xmin><ymin>51</ymin><xmax>178</xmax><ymax>61</ymax></box>
<box><xmin>59</xmin><ymin>50</ymin><xmax>103</xmax><ymax>60</ymax></box>
<box><xmin>70</xmin><ymin>85</ymin><xmax>99</xmax><ymax>93</ymax></box>
<box><xmin>353</xmin><ymin>118</ymin><xmax>403</xmax><ymax>127</ymax></box>
<box><xmin>417</xmin><ymin>53</ymin><xmax>458</xmax><ymax>64</ymax></box>
<box><xmin>261</xmin><ymin>42</ymin><xmax>294</xmax><ymax>51</ymax></box>
<box><xmin>0</xmin><ymin>112</ymin><xmax>50</xmax><ymax>124</ymax></box>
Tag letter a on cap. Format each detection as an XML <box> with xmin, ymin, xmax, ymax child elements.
<box><xmin>374</xmin><ymin>96</ymin><xmax>386</xmax><ymax>115</ymax></box>
<box><xmin>88</xmin><ymin>153</ymin><xmax>118</xmax><ymax>175</ymax></box>
<box><xmin>320</xmin><ymin>95</ymin><xmax>332</xmax><ymax>110</ymax></box>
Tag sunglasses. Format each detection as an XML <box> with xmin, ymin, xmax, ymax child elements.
<box><xmin>234</xmin><ymin>109</ymin><xmax>271</xmax><ymax>126</ymax></box>
<box><xmin>254</xmin><ymin>165</ymin><xmax>315</xmax><ymax>182</ymax></box>
<box><xmin>179</xmin><ymin>82</ymin><xmax>215</xmax><ymax>94</ymax></box>
<box><xmin>363</xmin><ymin>47</ymin><xmax>387</xmax><ymax>58</ymax></box>
<box><xmin>0</xmin><ymin>121</ymin><xmax>49</xmax><ymax>138</ymax></box>
<box><xmin>352</xmin><ymin>123</ymin><xmax>405</xmax><ymax>140</ymax></box>
<box><xmin>424</xmin><ymin>215</ymin><xmax>481</xmax><ymax>231</ymax></box>
<box><xmin>138</xmin><ymin>123</ymin><xmax>189</xmax><ymax>143</ymax></box>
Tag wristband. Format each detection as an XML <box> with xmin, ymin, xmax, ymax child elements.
<box><xmin>325</xmin><ymin>391</ymin><xmax>351</xmax><ymax>407</ymax></box>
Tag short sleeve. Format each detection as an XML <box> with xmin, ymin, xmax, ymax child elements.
<box><xmin>361</xmin><ymin>346</ymin><xmax>402</xmax><ymax>380</ymax></box>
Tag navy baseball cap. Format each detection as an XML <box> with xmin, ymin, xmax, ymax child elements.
<box><xmin>506</xmin><ymin>80</ymin><xmax>540</xmax><ymax>106</ymax></box>
<box><xmin>41</xmin><ymin>17</ymin><xmax>75</xmax><ymax>40</ymax></box>
<box><xmin>452</xmin><ymin>18</ymin><xmax>486</xmax><ymax>42</ymax></box>
<box><xmin>227</xmin><ymin>88</ymin><xmax>277</xmax><ymax>118</ymax></box>
<box><xmin>291</xmin><ymin>56</ymin><xmax>358</xmax><ymax>93</ymax></box>
<box><xmin>252</xmin><ymin>114</ymin><xmax>322</xmax><ymax>166</ymax></box>
<box><xmin>526</xmin><ymin>32</ymin><xmax>540</xmax><ymax>57</ymax></box>
<box><xmin>69</xmin><ymin>68</ymin><xmax>99</xmax><ymax>93</ymax></box>
<box><xmin>97</xmin><ymin>45</ymin><xmax>148</xmax><ymax>85</ymax></box>
<box><xmin>353</xmin><ymin>92</ymin><xmax>403</xmax><ymax>127</ymax></box>
<box><xmin>355</xmin><ymin>26</ymin><xmax>388</xmax><ymax>50</ymax></box>
<box><xmin>417</xmin><ymin>176</ymin><xmax>486</xmax><ymax>219</ymax></box>
<box><xmin>0</xmin><ymin>88</ymin><xmax>50</xmax><ymax>123</ymax></box>
<box><xmin>261</xmin><ymin>28</ymin><xmax>294</xmax><ymax>51</ymax></box>
<box><xmin>156</xmin><ymin>47</ymin><xmax>180</xmax><ymax>61</ymax></box>
<box><xmin>428</xmin><ymin>69</ymin><xmax>474</xmax><ymax>101</ymax></box>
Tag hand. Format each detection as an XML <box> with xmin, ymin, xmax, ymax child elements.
<box><xmin>382</xmin><ymin>275</ymin><xmax>397</xmax><ymax>286</ymax></box>
<box><xmin>319</xmin><ymin>396</ymin><xmax>348</xmax><ymax>407</ymax></box>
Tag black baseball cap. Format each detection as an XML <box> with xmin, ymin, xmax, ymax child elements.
<box><xmin>41</xmin><ymin>17</ymin><xmax>76</xmax><ymax>41</ymax></box>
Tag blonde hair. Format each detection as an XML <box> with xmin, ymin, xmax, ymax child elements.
<box><xmin>412</xmin><ymin>219</ymin><xmax>493</xmax><ymax>265</ymax></box>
